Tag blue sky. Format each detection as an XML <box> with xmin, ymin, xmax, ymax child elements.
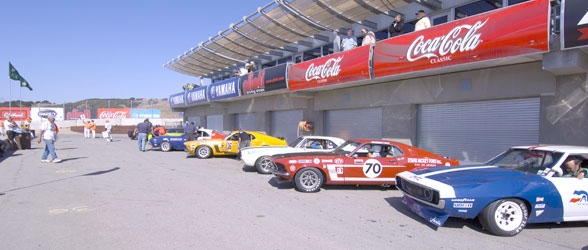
<box><xmin>0</xmin><ymin>0</ymin><xmax>268</xmax><ymax>103</ymax></box>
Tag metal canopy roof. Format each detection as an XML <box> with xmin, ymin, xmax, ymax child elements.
<box><xmin>164</xmin><ymin>0</ymin><xmax>411</xmax><ymax>78</ymax></box>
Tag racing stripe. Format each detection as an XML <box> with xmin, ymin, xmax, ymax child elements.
<box><xmin>420</xmin><ymin>166</ymin><xmax>496</xmax><ymax>177</ymax></box>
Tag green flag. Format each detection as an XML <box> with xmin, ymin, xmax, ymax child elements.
<box><xmin>8</xmin><ymin>62</ymin><xmax>32</xmax><ymax>91</ymax></box>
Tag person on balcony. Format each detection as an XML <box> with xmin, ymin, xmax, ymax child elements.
<box><xmin>361</xmin><ymin>28</ymin><xmax>376</xmax><ymax>46</ymax></box>
<box><xmin>415</xmin><ymin>10</ymin><xmax>431</xmax><ymax>32</ymax></box>
<box><xmin>341</xmin><ymin>29</ymin><xmax>357</xmax><ymax>51</ymax></box>
<box><xmin>389</xmin><ymin>14</ymin><xmax>404</xmax><ymax>37</ymax></box>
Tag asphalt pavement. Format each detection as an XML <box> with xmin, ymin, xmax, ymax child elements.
<box><xmin>0</xmin><ymin>134</ymin><xmax>586</xmax><ymax>250</ymax></box>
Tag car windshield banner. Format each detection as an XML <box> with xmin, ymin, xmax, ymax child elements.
<box><xmin>373</xmin><ymin>0</ymin><xmax>549</xmax><ymax>78</ymax></box>
<box><xmin>169</xmin><ymin>92</ymin><xmax>186</xmax><ymax>108</ymax></box>
<box><xmin>66</xmin><ymin>108</ymin><xmax>93</xmax><ymax>120</ymax></box>
<box><xmin>131</xmin><ymin>109</ymin><xmax>161</xmax><ymax>119</ymax></box>
<box><xmin>288</xmin><ymin>45</ymin><xmax>371</xmax><ymax>91</ymax></box>
<box><xmin>0</xmin><ymin>107</ymin><xmax>30</xmax><ymax>121</ymax></box>
<box><xmin>208</xmin><ymin>77</ymin><xmax>240</xmax><ymax>101</ymax></box>
<box><xmin>31</xmin><ymin>107</ymin><xmax>65</xmax><ymax>121</ymax></box>
<box><xmin>240</xmin><ymin>64</ymin><xmax>287</xmax><ymax>95</ymax></box>
<box><xmin>97</xmin><ymin>108</ymin><xmax>130</xmax><ymax>119</ymax></box>
<box><xmin>561</xmin><ymin>0</ymin><xmax>588</xmax><ymax>49</ymax></box>
<box><xmin>186</xmin><ymin>86</ymin><xmax>208</xmax><ymax>105</ymax></box>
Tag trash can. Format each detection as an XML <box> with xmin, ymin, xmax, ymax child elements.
<box><xmin>19</xmin><ymin>132</ymin><xmax>31</xmax><ymax>150</ymax></box>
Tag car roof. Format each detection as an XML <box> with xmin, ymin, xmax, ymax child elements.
<box><xmin>350</xmin><ymin>139</ymin><xmax>408</xmax><ymax>146</ymax></box>
<box><xmin>511</xmin><ymin>145</ymin><xmax>588</xmax><ymax>154</ymax></box>
<box><xmin>302</xmin><ymin>136</ymin><xmax>345</xmax><ymax>142</ymax></box>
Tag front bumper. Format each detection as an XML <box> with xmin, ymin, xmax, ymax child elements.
<box><xmin>270</xmin><ymin>169</ymin><xmax>291</xmax><ymax>178</ymax></box>
<box><xmin>402</xmin><ymin>196</ymin><xmax>450</xmax><ymax>227</ymax></box>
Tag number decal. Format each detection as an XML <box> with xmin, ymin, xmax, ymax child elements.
<box><xmin>363</xmin><ymin>159</ymin><xmax>383</xmax><ymax>178</ymax></box>
<box><xmin>226</xmin><ymin>141</ymin><xmax>232</xmax><ymax>151</ymax></box>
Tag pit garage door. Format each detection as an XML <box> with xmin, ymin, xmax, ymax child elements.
<box><xmin>325</xmin><ymin>108</ymin><xmax>382</xmax><ymax>140</ymax></box>
<box><xmin>417</xmin><ymin>98</ymin><xmax>540</xmax><ymax>164</ymax></box>
<box><xmin>206</xmin><ymin>114</ymin><xmax>223</xmax><ymax>132</ymax></box>
<box><xmin>270</xmin><ymin>110</ymin><xmax>303</xmax><ymax>144</ymax></box>
<box><xmin>186</xmin><ymin>116</ymin><xmax>201</xmax><ymax>127</ymax></box>
<box><xmin>234</xmin><ymin>113</ymin><xmax>256</xmax><ymax>131</ymax></box>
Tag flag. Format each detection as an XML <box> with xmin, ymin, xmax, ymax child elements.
<box><xmin>9</xmin><ymin>62</ymin><xmax>33</xmax><ymax>91</ymax></box>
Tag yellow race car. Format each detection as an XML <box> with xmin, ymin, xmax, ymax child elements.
<box><xmin>185</xmin><ymin>131</ymin><xmax>287</xmax><ymax>159</ymax></box>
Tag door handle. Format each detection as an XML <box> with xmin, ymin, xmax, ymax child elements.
<box><xmin>389</xmin><ymin>160</ymin><xmax>397</xmax><ymax>164</ymax></box>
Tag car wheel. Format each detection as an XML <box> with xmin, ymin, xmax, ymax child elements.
<box><xmin>196</xmin><ymin>145</ymin><xmax>212</xmax><ymax>159</ymax></box>
<box><xmin>479</xmin><ymin>198</ymin><xmax>528</xmax><ymax>236</ymax></box>
<box><xmin>160</xmin><ymin>142</ymin><xmax>172</xmax><ymax>152</ymax></box>
<box><xmin>294</xmin><ymin>168</ymin><xmax>323</xmax><ymax>193</ymax></box>
<box><xmin>255</xmin><ymin>156</ymin><xmax>276</xmax><ymax>174</ymax></box>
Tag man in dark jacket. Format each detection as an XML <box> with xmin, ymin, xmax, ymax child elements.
<box><xmin>184</xmin><ymin>122</ymin><xmax>196</xmax><ymax>142</ymax></box>
<box><xmin>388</xmin><ymin>14</ymin><xmax>404</xmax><ymax>37</ymax></box>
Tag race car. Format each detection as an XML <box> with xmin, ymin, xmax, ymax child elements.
<box><xmin>270</xmin><ymin>139</ymin><xmax>459</xmax><ymax>192</ymax></box>
<box><xmin>185</xmin><ymin>131</ymin><xmax>287</xmax><ymax>159</ymax></box>
<box><xmin>240</xmin><ymin>136</ymin><xmax>345</xmax><ymax>174</ymax></box>
<box><xmin>395</xmin><ymin>145</ymin><xmax>588</xmax><ymax>236</ymax></box>
<box><xmin>149</xmin><ymin>128</ymin><xmax>224</xmax><ymax>152</ymax></box>
<box><xmin>147</xmin><ymin>128</ymin><xmax>183</xmax><ymax>141</ymax></box>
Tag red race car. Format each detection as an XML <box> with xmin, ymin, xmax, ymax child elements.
<box><xmin>270</xmin><ymin>139</ymin><xmax>459</xmax><ymax>192</ymax></box>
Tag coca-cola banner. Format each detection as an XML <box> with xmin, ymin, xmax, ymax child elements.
<box><xmin>66</xmin><ymin>108</ymin><xmax>94</xmax><ymax>120</ymax></box>
<box><xmin>31</xmin><ymin>107</ymin><xmax>65</xmax><ymax>121</ymax></box>
<box><xmin>240</xmin><ymin>64</ymin><xmax>287</xmax><ymax>95</ymax></box>
<box><xmin>169</xmin><ymin>92</ymin><xmax>186</xmax><ymax>108</ymax></box>
<box><xmin>373</xmin><ymin>0</ymin><xmax>549</xmax><ymax>78</ymax></box>
<box><xmin>186</xmin><ymin>86</ymin><xmax>208</xmax><ymax>105</ymax></box>
<box><xmin>97</xmin><ymin>108</ymin><xmax>130</xmax><ymax>119</ymax></box>
<box><xmin>288</xmin><ymin>45</ymin><xmax>371</xmax><ymax>91</ymax></box>
<box><xmin>208</xmin><ymin>77</ymin><xmax>240</xmax><ymax>101</ymax></box>
<box><xmin>0</xmin><ymin>107</ymin><xmax>30</xmax><ymax>121</ymax></box>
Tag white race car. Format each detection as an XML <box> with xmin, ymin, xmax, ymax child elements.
<box><xmin>241</xmin><ymin>136</ymin><xmax>345</xmax><ymax>174</ymax></box>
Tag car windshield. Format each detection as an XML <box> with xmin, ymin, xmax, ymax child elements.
<box><xmin>332</xmin><ymin>140</ymin><xmax>362</xmax><ymax>156</ymax></box>
<box><xmin>486</xmin><ymin>149</ymin><xmax>564</xmax><ymax>175</ymax></box>
<box><xmin>288</xmin><ymin>137</ymin><xmax>304</xmax><ymax>147</ymax></box>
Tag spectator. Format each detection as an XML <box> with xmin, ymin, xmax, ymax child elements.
<box><xmin>24</xmin><ymin>116</ymin><xmax>35</xmax><ymax>138</ymax></box>
<box><xmin>415</xmin><ymin>10</ymin><xmax>431</xmax><ymax>31</ymax></box>
<box><xmin>361</xmin><ymin>28</ymin><xmax>376</xmax><ymax>46</ymax></box>
<box><xmin>4</xmin><ymin>115</ymin><xmax>20</xmax><ymax>150</ymax></box>
<box><xmin>341</xmin><ymin>29</ymin><xmax>357</xmax><ymax>51</ymax></box>
<box><xmin>37</xmin><ymin>114</ymin><xmax>61</xmax><ymax>163</ymax></box>
<box><xmin>82</xmin><ymin>120</ymin><xmax>91</xmax><ymax>138</ymax></box>
<box><xmin>188</xmin><ymin>84</ymin><xmax>194</xmax><ymax>91</ymax></box>
<box><xmin>104</xmin><ymin>120</ymin><xmax>112</xmax><ymax>142</ymax></box>
<box><xmin>182</xmin><ymin>84</ymin><xmax>186</xmax><ymax>91</ymax></box>
<box><xmin>136</xmin><ymin>119</ymin><xmax>151</xmax><ymax>152</ymax></box>
<box><xmin>89</xmin><ymin>120</ymin><xmax>96</xmax><ymax>138</ymax></box>
<box><xmin>184</xmin><ymin>122</ymin><xmax>196</xmax><ymax>142</ymax></box>
<box><xmin>152</xmin><ymin>125</ymin><xmax>166</xmax><ymax>137</ymax></box>
<box><xmin>333</xmin><ymin>30</ymin><xmax>341</xmax><ymax>53</ymax></box>
<box><xmin>183</xmin><ymin>121</ymin><xmax>188</xmax><ymax>129</ymax></box>
<box><xmin>248</xmin><ymin>61</ymin><xmax>257</xmax><ymax>72</ymax></box>
<box><xmin>238</xmin><ymin>64</ymin><xmax>248</xmax><ymax>76</ymax></box>
<box><xmin>388</xmin><ymin>14</ymin><xmax>405</xmax><ymax>37</ymax></box>
<box><xmin>0</xmin><ymin>118</ymin><xmax>4</xmax><ymax>136</ymax></box>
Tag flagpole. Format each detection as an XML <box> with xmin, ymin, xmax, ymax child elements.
<box><xmin>8</xmin><ymin>78</ymin><xmax>11</xmax><ymax>113</ymax></box>
<box><xmin>19</xmin><ymin>83</ymin><xmax>22</xmax><ymax>108</ymax></box>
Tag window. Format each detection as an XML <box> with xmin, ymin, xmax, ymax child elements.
<box><xmin>508</xmin><ymin>0</ymin><xmax>530</xmax><ymax>5</ymax></box>
<box><xmin>433</xmin><ymin>16</ymin><xmax>448</xmax><ymax>26</ymax></box>
<box><xmin>322</xmin><ymin>43</ymin><xmax>333</xmax><ymax>56</ymax></box>
<box><xmin>277</xmin><ymin>57</ymin><xmax>291</xmax><ymax>65</ymax></box>
<box><xmin>403</xmin><ymin>21</ymin><xmax>416</xmax><ymax>33</ymax></box>
<box><xmin>455</xmin><ymin>0</ymin><xmax>501</xmax><ymax>20</ymax></box>
<box><xmin>262</xmin><ymin>61</ymin><xmax>276</xmax><ymax>69</ymax></box>
<box><xmin>374</xmin><ymin>30</ymin><xmax>388</xmax><ymax>41</ymax></box>
<box><xmin>303</xmin><ymin>47</ymin><xmax>322</xmax><ymax>61</ymax></box>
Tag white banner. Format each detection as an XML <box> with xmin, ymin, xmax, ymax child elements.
<box><xmin>30</xmin><ymin>107</ymin><xmax>65</xmax><ymax>121</ymax></box>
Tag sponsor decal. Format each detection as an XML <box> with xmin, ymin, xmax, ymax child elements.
<box><xmin>336</xmin><ymin>167</ymin><xmax>343</xmax><ymax>174</ymax></box>
<box><xmin>169</xmin><ymin>92</ymin><xmax>186</xmax><ymax>107</ymax></box>
<box><xmin>334</xmin><ymin>158</ymin><xmax>344</xmax><ymax>164</ymax></box>
<box><xmin>321</xmin><ymin>159</ymin><xmax>333</xmax><ymax>163</ymax></box>
<box><xmin>289</xmin><ymin>165</ymin><xmax>296</xmax><ymax>171</ymax></box>
<box><xmin>535</xmin><ymin>204</ymin><xmax>546</xmax><ymax>209</ymax></box>
<box><xmin>562</xmin><ymin>0</ymin><xmax>588</xmax><ymax>49</ymax></box>
<box><xmin>305</xmin><ymin>56</ymin><xmax>343</xmax><ymax>82</ymax></box>
<box><xmin>208</xmin><ymin>77</ymin><xmax>239</xmax><ymax>101</ymax></box>
<box><xmin>186</xmin><ymin>87</ymin><xmax>207</xmax><ymax>105</ymax></box>
<box><xmin>536</xmin><ymin>210</ymin><xmax>544</xmax><ymax>216</ymax></box>
<box><xmin>569</xmin><ymin>190</ymin><xmax>588</xmax><ymax>204</ymax></box>
<box><xmin>536</xmin><ymin>197</ymin><xmax>545</xmax><ymax>202</ymax></box>
<box><xmin>410</xmin><ymin>175</ymin><xmax>423</xmax><ymax>181</ymax></box>
<box><xmin>38</xmin><ymin>109</ymin><xmax>57</xmax><ymax>119</ymax></box>
<box><xmin>97</xmin><ymin>109</ymin><xmax>130</xmax><ymax>119</ymax></box>
<box><xmin>445</xmin><ymin>162</ymin><xmax>451</xmax><ymax>166</ymax></box>
<box><xmin>0</xmin><ymin>108</ymin><xmax>30</xmax><ymax>121</ymax></box>
<box><xmin>66</xmin><ymin>109</ymin><xmax>91</xmax><ymax>120</ymax></box>
<box><xmin>458</xmin><ymin>209</ymin><xmax>468</xmax><ymax>213</ymax></box>
<box><xmin>451</xmin><ymin>198</ymin><xmax>475</xmax><ymax>202</ymax></box>
<box><xmin>130</xmin><ymin>109</ymin><xmax>161</xmax><ymax>119</ymax></box>
<box><xmin>240</xmin><ymin>64</ymin><xmax>287</xmax><ymax>95</ymax></box>
<box><xmin>354</xmin><ymin>159</ymin><xmax>364</xmax><ymax>164</ymax></box>
<box><xmin>242</xmin><ymin>70</ymin><xmax>265</xmax><ymax>95</ymax></box>
<box><xmin>408</xmin><ymin>158</ymin><xmax>442</xmax><ymax>165</ymax></box>
<box><xmin>288</xmin><ymin>160</ymin><xmax>297</xmax><ymax>164</ymax></box>
<box><xmin>453</xmin><ymin>203</ymin><xmax>473</xmax><ymax>209</ymax></box>
<box><xmin>298</xmin><ymin>160</ymin><xmax>312</xmax><ymax>164</ymax></box>
<box><xmin>363</xmin><ymin>159</ymin><xmax>383</xmax><ymax>178</ymax></box>
<box><xmin>313</xmin><ymin>158</ymin><xmax>320</xmax><ymax>164</ymax></box>
<box><xmin>429</xmin><ymin>217</ymin><xmax>442</xmax><ymax>227</ymax></box>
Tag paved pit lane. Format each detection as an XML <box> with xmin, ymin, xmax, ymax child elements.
<box><xmin>0</xmin><ymin>134</ymin><xmax>586</xmax><ymax>250</ymax></box>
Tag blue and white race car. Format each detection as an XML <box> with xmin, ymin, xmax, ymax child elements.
<box><xmin>149</xmin><ymin>128</ymin><xmax>222</xmax><ymax>152</ymax></box>
<box><xmin>396</xmin><ymin>145</ymin><xmax>588</xmax><ymax>236</ymax></box>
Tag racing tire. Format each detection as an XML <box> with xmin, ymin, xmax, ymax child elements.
<box><xmin>160</xmin><ymin>142</ymin><xmax>172</xmax><ymax>152</ymax></box>
<box><xmin>0</xmin><ymin>140</ymin><xmax>8</xmax><ymax>153</ymax></box>
<box><xmin>294</xmin><ymin>168</ymin><xmax>323</xmax><ymax>193</ymax></box>
<box><xmin>255</xmin><ymin>156</ymin><xmax>276</xmax><ymax>174</ymax></box>
<box><xmin>196</xmin><ymin>145</ymin><xmax>212</xmax><ymax>159</ymax></box>
<box><xmin>479</xmin><ymin>198</ymin><xmax>528</xmax><ymax>236</ymax></box>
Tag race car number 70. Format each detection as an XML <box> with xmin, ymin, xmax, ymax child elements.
<box><xmin>363</xmin><ymin>159</ymin><xmax>383</xmax><ymax>178</ymax></box>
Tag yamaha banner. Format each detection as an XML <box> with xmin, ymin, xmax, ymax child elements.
<box><xmin>562</xmin><ymin>0</ymin><xmax>588</xmax><ymax>49</ymax></box>
<box><xmin>186</xmin><ymin>86</ymin><xmax>208</xmax><ymax>105</ymax></box>
<box><xmin>240</xmin><ymin>64</ymin><xmax>287</xmax><ymax>95</ymax></box>
<box><xmin>169</xmin><ymin>92</ymin><xmax>186</xmax><ymax>108</ymax></box>
<box><xmin>208</xmin><ymin>77</ymin><xmax>240</xmax><ymax>101</ymax></box>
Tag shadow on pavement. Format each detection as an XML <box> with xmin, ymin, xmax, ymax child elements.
<box><xmin>0</xmin><ymin>150</ymin><xmax>17</xmax><ymax>164</ymax></box>
<box><xmin>268</xmin><ymin>177</ymin><xmax>295</xmax><ymax>189</ymax></box>
<box><xmin>55</xmin><ymin>147</ymin><xmax>77</xmax><ymax>150</ymax></box>
<box><xmin>385</xmin><ymin>197</ymin><xmax>439</xmax><ymax>230</ymax></box>
<box><xmin>0</xmin><ymin>167</ymin><xmax>120</xmax><ymax>194</ymax></box>
<box><xmin>241</xmin><ymin>165</ymin><xmax>257</xmax><ymax>173</ymax></box>
<box><xmin>60</xmin><ymin>157</ymin><xmax>88</xmax><ymax>162</ymax></box>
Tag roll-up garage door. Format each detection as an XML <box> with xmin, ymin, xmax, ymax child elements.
<box><xmin>326</xmin><ymin>108</ymin><xmax>382</xmax><ymax>140</ymax></box>
<box><xmin>235</xmin><ymin>113</ymin><xmax>256</xmax><ymax>131</ymax></box>
<box><xmin>187</xmin><ymin>116</ymin><xmax>201</xmax><ymax>127</ymax></box>
<box><xmin>270</xmin><ymin>110</ymin><xmax>303</xmax><ymax>144</ymax></box>
<box><xmin>206</xmin><ymin>114</ymin><xmax>223</xmax><ymax>132</ymax></box>
<box><xmin>417</xmin><ymin>98</ymin><xmax>540</xmax><ymax>164</ymax></box>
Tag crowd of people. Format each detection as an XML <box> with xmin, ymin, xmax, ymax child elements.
<box><xmin>236</xmin><ymin>61</ymin><xmax>257</xmax><ymax>77</ymax></box>
<box><xmin>182</xmin><ymin>83</ymin><xmax>199</xmax><ymax>91</ymax></box>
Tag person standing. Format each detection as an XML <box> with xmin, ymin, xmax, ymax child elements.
<box><xmin>0</xmin><ymin>118</ymin><xmax>4</xmax><ymax>137</ymax></box>
<box><xmin>333</xmin><ymin>30</ymin><xmax>341</xmax><ymax>53</ymax></box>
<box><xmin>388</xmin><ymin>14</ymin><xmax>405</xmax><ymax>37</ymax></box>
<box><xmin>341</xmin><ymin>29</ymin><xmax>357</xmax><ymax>51</ymax></box>
<box><xmin>361</xmin><ymin>28</ymin><xmax>376</xmax><ymax>46</ymax></box>
<box><xmin>414</xmin><ymin>10</ymin><xmax>431</xmax><ymax>32</ymax></box>
<box><xmin>4</xmin><ymin>115</ymin><xmax>20</xmax><ymax>150</ymax></box>
<box><xmin>136</xmin><ymin>119</ymin><xmax>150</xmax><ymax>152</ymax></box>
<box><xmin>104</xmin><ymin>120</ymin><xmax>113</xmax><ymax>142</ymax></box>
<box><xmin>82</xmin><ymin>120</ymin><xmax>91</xmax><ymax>138</ymax></box>
<box><xmin>89</xmin><ymin>120</ymin><xmax>96</xmax><ymax>138</ymax></box>
<box><xmin>37</xmin><ymin>114</ymin><xmax>61</xmax><ymax>163</ymax></box>
<box><xmin>184</xmin><ymin>122</ymin><xmax>196</xmax><ymax>142</ymax></box>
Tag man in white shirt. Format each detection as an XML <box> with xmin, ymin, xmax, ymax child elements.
<box><xmin>104</xmin><ymin>120</ymin><xmax>113</xmax><ymax>142</ymax></box>
<box><xmin>37</xmin><ymin>114</ymin><xmax>61</xmax><ymax>163</ymax></box>
<box><xmin>341</xmin><ymin>29</ymin><xmax>357</xmax><ymax>51</ymax></box>
<box><xmin>4</xmin><ymin>115</ymin><xmax>20</xmax><ymax>150</ymax></box>
<box><xmin>361</xmin><ymin>28</ymin><xmax>376</xmax><ymax>46</ymax></box>
<box><xmin>415</xmin><ymin>10</ymin><xmax>431</xmax><ymax>32</ymax></box>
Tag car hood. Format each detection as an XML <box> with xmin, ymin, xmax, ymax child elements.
<box><xmin>185</xmin><ymin>139</ymin><xmax>223</xmax><ymax>145</ymax></box>
<box><xmin>271</xmin><ymin>151</ymin><xmax>339</xmax><ymax>160</ymax></box>
<box><xmin>416</xmin><ymin>165</ymin><xmax>531</xmax><ymax>187</ymax></box>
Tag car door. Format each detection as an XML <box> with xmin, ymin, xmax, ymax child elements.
<box><xmin>221</xmin><ymin>133</ymin><xmax>240</xmax><ymax>153</ymax></box>
<box><xmin>342</xmin><ymin>143</ymin><xmax>400</xmax><ymax>184</ymax></box>
<box><xmin>547</xmin><ymin>155</ymin><xmax>588</xmax><ymax>220</ymax></box>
